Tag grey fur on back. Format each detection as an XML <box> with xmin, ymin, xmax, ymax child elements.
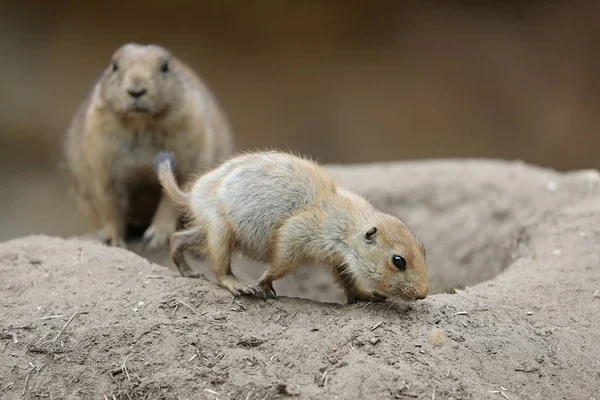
<box><xmin>192</xmin><ymin>153</ymin><xmax>324</xmax><ymax>261</ymax></box>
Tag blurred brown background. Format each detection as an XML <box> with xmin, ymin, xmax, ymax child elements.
<box><xmin>1</xmin><ymin>0</ymin><xmax>599</xmax><ymax>241</ymax></box>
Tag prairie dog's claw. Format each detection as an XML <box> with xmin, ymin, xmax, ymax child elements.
<box><xmin>238</xmin><ymin>286</ymin><xmax>259</xmax><ymax>296</ymax></box>
<box><xmin>370</xmin><ymin>292</ymin><xmax>388</xmax><ymax>302</ymax></box>
<box><xmin>221</xmin><ymin>276</ymin><xmax>259</xmax><ymax>298</ymax></box>
<box><xmin>253</xmin><ymin>280</ymin><xmax>278</xmax><ymax>301</ymax></box>
<box><xmin>347</xmin><ymin>292</ymin><xmax>388</xmax><ymax>304</ymax></box>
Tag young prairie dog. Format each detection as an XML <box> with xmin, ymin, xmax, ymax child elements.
<box><xmin>64</xmin><ymin>43</ymin><xmax>232</xmax><ymax>249</ymax></box>
<box><xmin>156</xmin><ymin>151</ymin><xmax>428</xmax><ymax>303</ymax></box>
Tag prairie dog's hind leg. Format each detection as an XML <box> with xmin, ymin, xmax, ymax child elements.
<box><xmin>206</xmin><ymin>220</ymin><xmax>256</xmax><ymax>296</ymax></box>
<box><xmin>170</xmin><ymin>226</ymin><xmax>205</xmax><ymax>278</ymax></box>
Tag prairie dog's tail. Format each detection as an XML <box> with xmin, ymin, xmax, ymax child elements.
<box><xmin>154</xmin><ymin>152</ymin><xmax>190</xmax><ymax>206</ymax></box>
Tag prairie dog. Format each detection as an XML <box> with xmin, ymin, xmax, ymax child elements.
<box><xmin>156</xmin><ymin>151</ymin><xmax>428</xmax><ymax>303</ymax></box>
<box><xmin>64</xmin><ymin>43</ymin><xmax>232</xmax><ymax>249</ymax></box>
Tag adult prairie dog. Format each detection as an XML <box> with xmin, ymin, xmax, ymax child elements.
<box><xmin>156</xmin><ymin>151</ymin><xmax>428</xmax><ymax>303</ymax></box>
<box><xmin>64</xmin><ymin>43</ymin><xmax>232</xmax><ymax>249</ymax></box>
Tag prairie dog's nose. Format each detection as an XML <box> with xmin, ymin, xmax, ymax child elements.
<box><xmin>127</xmin><ymin>88</ymin><xmax>147</xmax><ymax>98</ymax></box>
<box><xmin>417</xmin><ymin>284</ymin><xmax>428</xmax><ymax>300</ymax></box>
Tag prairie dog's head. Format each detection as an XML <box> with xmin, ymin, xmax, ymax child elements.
<box><xmin>98</xmin><ymin>43</ymin><xmax>186</xmax><ymax>121</ymax></box>
<box><xmin>347</xmin><ymin>213</ymin><xmax>428</xmax><ymax>301</ymax></box>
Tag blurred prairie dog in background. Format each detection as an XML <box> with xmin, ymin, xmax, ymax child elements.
<box><xmin>156</xmin><ymin>151</ymin><xmax>428</xmax><ymax>303</ymax></box>
<box><xmin>64</xmin><ymin>43</ymin><xmax>232</xmax><ymax>249</ymax></box>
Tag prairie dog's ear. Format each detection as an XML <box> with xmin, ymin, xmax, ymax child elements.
<box><xmin>365</xmin><ymin>227</ymin><xmax>378</xmax><ymax>242</ymax></box>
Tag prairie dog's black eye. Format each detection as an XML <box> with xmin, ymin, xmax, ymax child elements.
<box><xmin>392</xmin><ymin>255</ymin><xmax>406</xmax><ymax>271</ymax></box>
<box><xmin>111</xmin><ymin>60</ymin><xmax>118</xmax><ymax>72</ymax></box>
<box><xmin>161</xmin><ymin>60</ymin><xmax>169</xmax><ymax>73</ymax></box>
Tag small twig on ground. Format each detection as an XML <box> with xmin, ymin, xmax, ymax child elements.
<box><xmin>204</xmin><ymin>388</ymin><xmax>219</xmax><ymax>395</ymax></box>
<box><xmin>145</xmin><ymin>275</ymin><xmax>164</xmax><ymax>279</ymax></box>
<box><xmin>16</xmin><ymin>281</ymin><xmax>33</xmax><ymax>297</ymax></box>
<box><xmin>490</xmin><ymin>387</ymin><xmax>510</xmax><ymax>399</ymax></box>
<box><xmin>320</xmin><ymin>370</ymin><xmax>328</xmax><ymax>387</ymax></box>
<box><xmin>454</xmin><ymin>311</ymin><xmax>468</xmax><ymax>316</ymax></box>
<box><xmin>370</xmin><ymin>321</ymin><xmax>383</xmax><ymax>331</ymax></box>
<box><xmin>70</xmin><ymin>371</ymin><xmax>83</xmax><ymax>384</ymax></box>
<box><xmin>593</xmin><ymin>290</ymin><xmax>599</xmax><ymax>298</ymax></box>
<box><xmin>290</xmin><ymin>309</ymin><xmax>300</xmax><ymax>320</ymax></box>
<box><xmin>22</xmin><ymin>369</ymin><xmax>32</xmax><ymax>395</ymax></box>
<box><xmin>29</xmin><ymin>361</ymin><xmax>44</xmax><ymax>374</ymax></box>
<box><xmin>52</xmin><ymin>309</ymin><xmax>79</xmax><ymax>343</ymax></box>
<box><xmin>174</xmin><ymin>299</ymin><xmax>199</xmax><ymax>315</ymax></box>
<box><xmin>35</xmin><ymin>331</ymin><xmax>52</xmax><ymax>345</ymax></box>
<box><xmin>132</xmin><ymin>371</ymin><xmax>143</xmax><ymax>383</ymax></box>
<box><xmin>121</xmin><ymin>354</ymin><xmax>132</xmax><ymax>381</ymax></box>
<box><xmin>40</xmin><ymin>315</ymin><xmax>64</xmax><ymax>320</ymax></box>
<box><xmin>188</xmin><ymin>353</ymin><xmax>197</xmax><ymax>362</ymax></box>
<box><xmin>3</xmin><ymin>381</ymin><xmax>14</xmax><ymax>390</ymax></box>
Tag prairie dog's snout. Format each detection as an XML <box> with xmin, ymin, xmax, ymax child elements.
<box><xmin>417</xmin><ymin>285</ymin><xmax>428</xmax><ymax>300</ymax></box>
<box><xmin>157</xmin><ymin>151</ymin><xmax>428</xmax><ymax>304</ymax></box>
<box><xmin>100</xmin><ymin>44</ymin><xmax>180</xmax><ymax>118</ymax></box>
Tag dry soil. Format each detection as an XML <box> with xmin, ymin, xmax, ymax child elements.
<box><xmin>1</xmin><ymin>159</ymin><xmax>599</xmax><ymax>399</ymax></box>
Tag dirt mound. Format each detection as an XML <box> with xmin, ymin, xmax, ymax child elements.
<box><xmin>1</xmin><ymin>159</ymin><xmax>599</xmax><ymax>399</ymax></box>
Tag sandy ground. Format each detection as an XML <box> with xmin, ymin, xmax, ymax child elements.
<box><xmin>1</xmin><ymin>159</ymin><xmax>600</xmax><ymax>399</ymax></box>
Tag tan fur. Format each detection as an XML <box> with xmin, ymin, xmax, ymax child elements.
<box><xmin>64</xmin><ymin>43</ymin><xmax>232</xmax><ymax>249</ymax></box>
<box><xmin>158</xmin><ymin>151</ymin><xmax>428</xmax><ymax>303</ymax></box>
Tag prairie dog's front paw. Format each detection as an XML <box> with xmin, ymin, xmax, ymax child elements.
<box><xmin>142</xmin><ymin>224</ymin><xmax>174</xmax><ymax>250</ymax></box>
<box><xmin>346</xmin><ymin>291</ymin><xmax>388</xmax><ymax>304</ymax></box>
<box><xmin>98</xmin><ymin>228</ymin><xmax>127</xmax><ymax>248</ymax></box>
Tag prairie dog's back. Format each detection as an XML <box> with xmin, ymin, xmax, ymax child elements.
<box><xmin>191</xmin><ymin>152</ymin><xmax>336</xmax><ymax>259</ymax></box>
